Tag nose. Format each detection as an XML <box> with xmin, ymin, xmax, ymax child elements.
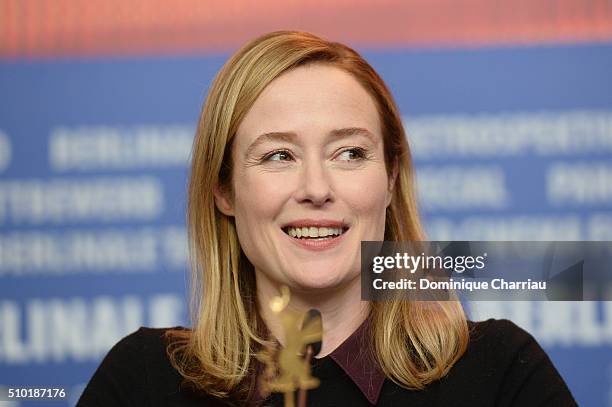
<box><xmin>294</xmin><ymin>157</ymin><xmax>334</xmax><ymax>206</ymax></box>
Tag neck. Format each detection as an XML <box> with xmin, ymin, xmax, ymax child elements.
<box><xmin>256</xmin><ymin>274</ymin><xmax>370</xmax><ymax>358</ymax></box>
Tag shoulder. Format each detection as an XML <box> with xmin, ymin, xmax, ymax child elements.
<box><xmin>467</xmin><ymin>318</ymin><xmax>536</xmax><ymax>351</ymax></box>
<box><xmin>100</xmin><ymin>326</ymin><xmax>189</xmax><ymax>375</ymax></box>
<box><xmin>109</xmin><ymin>326</ymin><xmax>188</xmax><ymax>359</ymax></box>
<box><xmin>455</xmin><ymin>318</ymin><xmax>547</xmax><ymax>377</ymax></box>
<box><xmin>77</xmin><ymin>326</ymin><xmax>192</xmax><ymax>406</ymax></box>
<box><xmin>441</xmin><ymin>318</ymin><xmax>577</xmax><ymax>406</ymax></box>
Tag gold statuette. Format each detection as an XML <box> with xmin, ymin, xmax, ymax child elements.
<box><xmin>258</xmin><ymin>286</ymin><xmax>322</xmax><ymax>407</ymax></box>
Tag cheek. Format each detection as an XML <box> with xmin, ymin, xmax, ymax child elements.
<box><xmin>231</xmin><ymin>173</ymin><xmax>289</xmax><ymax>270</ymax></box>
<box><xmin>339</xmin><ymin>169</ymin><xmax>390</xmax><ymax>213</ymax></box>
<box><xmin>233</xmin><ymin>172</ymin><xmax>288</xmax><ymax>226</ymax></box>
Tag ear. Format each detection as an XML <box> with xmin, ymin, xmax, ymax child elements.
<box><xmin>213</xmin><ymin>183</ymin><xmax>235</xmax><ymax>216</ymax></box>
<box><xmin>386</xmin><ymin>158</ymin><xmax>399</xmax><ymax>208</ymax></box>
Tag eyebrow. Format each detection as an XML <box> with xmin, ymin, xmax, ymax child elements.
<box><xmin>244</xmin><ymin>127</ymin><xmax>377</xmax><ymax>157</ymax></box>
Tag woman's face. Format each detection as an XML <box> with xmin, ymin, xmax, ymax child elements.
<box><xmin>215</xmin><ymin>63</ymin><xmax>395</xmax><ymax>292</ymax></box>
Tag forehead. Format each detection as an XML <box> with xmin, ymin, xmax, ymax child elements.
<box><xmin>235</xmin><ymin>63</ymin><xmax>381</xmax><ymax>142</ymax></box>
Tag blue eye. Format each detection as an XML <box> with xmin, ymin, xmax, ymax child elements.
<box><xmin>338</xmin><ymin>148</ymin><xmax>367</xmax><ymax>161</ymax></box>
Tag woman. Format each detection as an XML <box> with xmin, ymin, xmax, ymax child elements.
<box><xmin>78</xmin><ymin>31</ymin><xmax>577</xmax><ymax>406</ymax></box>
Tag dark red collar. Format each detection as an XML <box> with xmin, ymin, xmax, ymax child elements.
<box><xmin>326</xmin><ymin>317</ymin><xmax>385</xmax><ymax>405</ymax></box>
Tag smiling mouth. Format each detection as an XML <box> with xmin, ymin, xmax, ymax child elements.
<box><xmin>282</xmin><ymin>226</ymin><xmax>349</xmax><ymax>240</ymax></box>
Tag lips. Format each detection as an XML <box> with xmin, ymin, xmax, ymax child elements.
<box><xmin>281</xmin><ymin>219</ymin><xmax>349</xmax><ymax>240</ymax></box>
<box><xmin>281</xmin><ymin>222</ymin><xmax>349</xmax><ymax>251</ymax></box>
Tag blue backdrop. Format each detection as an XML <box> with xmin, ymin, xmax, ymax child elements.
<box><xmin>1</xmin><ymin>43</ymin><xmax>611</xmax><ymax>406</ymax></box>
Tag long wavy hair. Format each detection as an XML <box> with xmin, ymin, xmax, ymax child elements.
<box><xmin>166</xmin><ymin>30</ymin><xmax>468</xmax><ymax>403</ymax></box>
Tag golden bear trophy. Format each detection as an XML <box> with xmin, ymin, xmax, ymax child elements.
<box><xmin>258</xmin><ymin>286</ymin><xmax>323</xmax><ymax>407</ymax></box>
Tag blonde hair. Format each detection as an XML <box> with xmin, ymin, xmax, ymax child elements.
<box><xmin>166</xmin><ymin>30</ymin><xmax>468</xmax><ymax>402</ymax></box>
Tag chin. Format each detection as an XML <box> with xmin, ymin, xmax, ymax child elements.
<box><xmin>287</xmin><ymin>266</ymin><xmax>358</xmax><ymax>292</ymax></box>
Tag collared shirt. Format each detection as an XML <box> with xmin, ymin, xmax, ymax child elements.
<box><xmin>78</xmin><ymin>319</ymin><xmax>578</xmax><ymax>407</ymax></box>
<box><xmin>325</xmin><ymin>317</ymin><xmax>384</xmax><ymax>404</ymax></box>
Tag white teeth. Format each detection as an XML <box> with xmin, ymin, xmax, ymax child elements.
<box><xmin>309</xmin><ymin>226</ymin><xmax>318</xmax><ymax>237</ymax></box>
<box><xmin>285</xmin><ymin>226</ymin><xmax>345</xmax><ymax>238</ymax></box>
